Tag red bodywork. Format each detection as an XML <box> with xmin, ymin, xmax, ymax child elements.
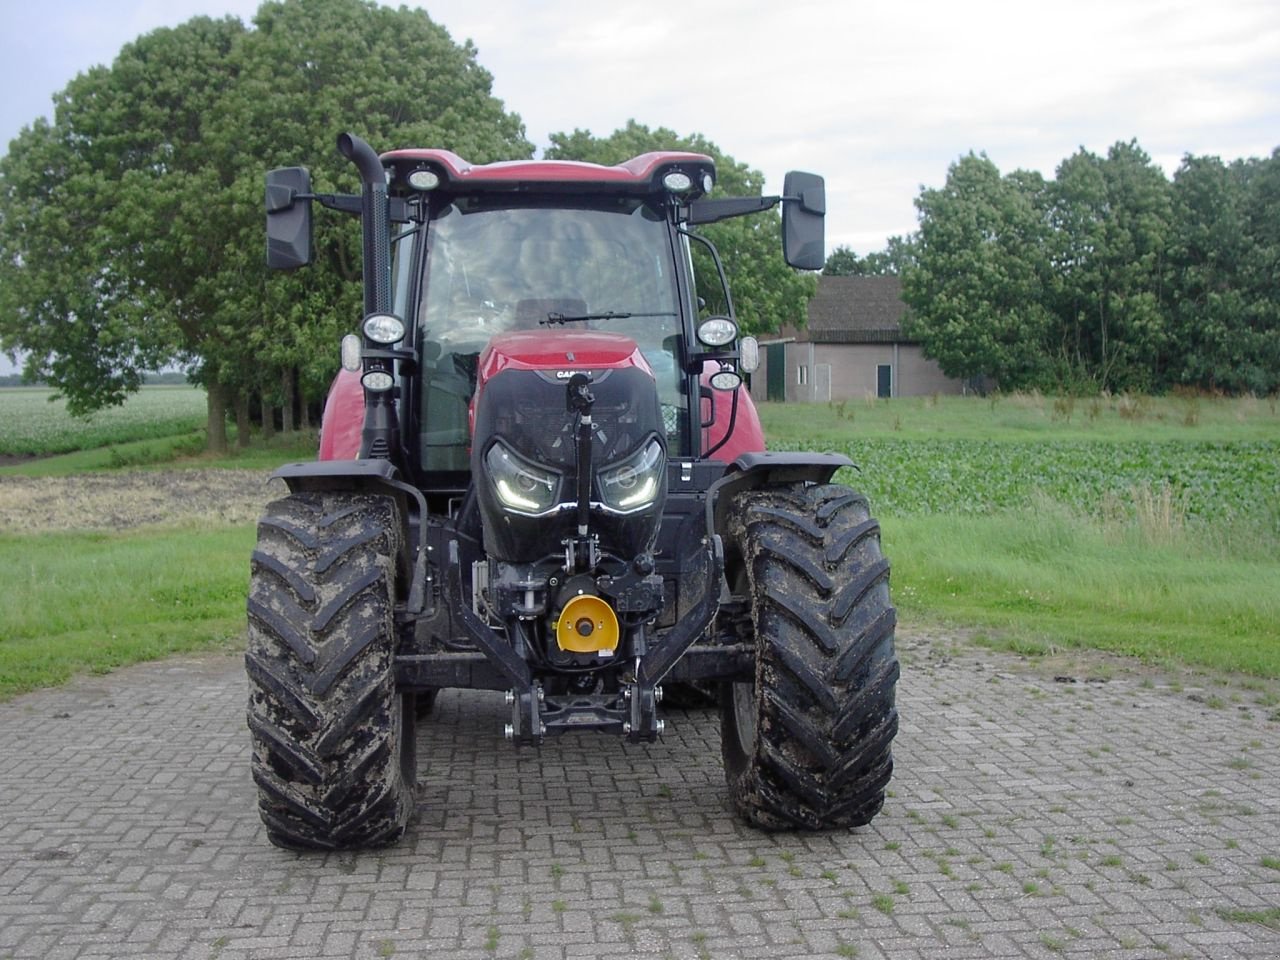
<box><xmin>470</xmin><ymin>330</ymin><xmax>656</xmax><ymax>437</ymax></box>
<box><xmin>474</xmin><ymin>330</ymin><xmax>651</xmax><ymax>380</ymax></box>
<box><xmin>318</xmin><ymin>347</ymin><xmax>766</xmax><ymax>464</ymax></box>
<box><xmin>318</xmin><ymin>367</ymin><xmax>364</xmax><ymax>461</ymax></box>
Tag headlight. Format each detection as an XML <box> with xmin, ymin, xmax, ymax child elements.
<box><xmin>361</xmin><ymin>370</ymin><xmax>394</xmax><ymax>391</ymax></box>
<box><xmin>663</xmin><ymin>171</ymin><xmax>693</xmax><ymax>193</ymax></box>
<box><xmin>363</xmin><ymin>312</ymin><xmax>406</xmax><ymax>344</ymax></box>
<box><xmin>696</xmin><ymin>316</ymin><xmax>737</xmax><ymax>347</ymax></box>
<box><xmin>485</xmin><ymin>442</ymin><xmax>561</xmax><ymax>515</ymax></box>
<box><xmin>598</xmin><ymin>439</ymin><xmax>664</xmax><ymax>512</ymax></box>
<box><xmin>407</xmin><ymin>168</ymin><xmax>440</xmax><ymax>191</ymax></box>
<box><xmin>709</xmin><ymin>368</ymin><xmax>743</xmax><ymax>391</ymax></box>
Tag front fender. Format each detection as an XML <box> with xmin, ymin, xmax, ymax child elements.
<box><xmin>269</xmin><ymin>459</ymin><xmax>430</xmax><ymax>615</ymax></box>
<box><xmin>704</xmin><ymin>450</ymin><xmax>855</xmax><ymax>550</ymax></box>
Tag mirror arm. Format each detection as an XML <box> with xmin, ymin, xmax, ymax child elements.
<box><xmin>309</xmin><ymin>193</ymin><xmax>362</xmax><ymax>216</ymax></box>
<box><xmin>686</xmin><ymin>195</ymin><xmax>780</xmax><ymax>226</ymax></box>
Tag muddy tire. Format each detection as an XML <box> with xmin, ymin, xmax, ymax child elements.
<box><xmin>245</xmin><ymin>492</ymin><xmax>414</xmax><ymax>849</ymax></box>
<box><xmin>721</xmin><ymin>483</ymin><xmax>899</xmax><ymax>830</ymax></box>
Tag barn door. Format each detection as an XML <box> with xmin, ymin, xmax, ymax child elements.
<box><xmin>767</xmin><ymin>343</ymin><xmax>786</xmax><ymax>402</ymax></box>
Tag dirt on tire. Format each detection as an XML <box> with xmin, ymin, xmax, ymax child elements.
<box><xmin>0</xmin><ymin>469</ymin><xmax>286</xmax><ymax>533</ymax></box>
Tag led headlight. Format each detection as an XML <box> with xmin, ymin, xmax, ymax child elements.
<box><xmin>363</xmin><ymin>312</ymin><xmax>406</xmax><ymax>344</ymax></box>
<box><xmin>709</xmin><ymin>369</ymin><xmax>743</xmax><ymax>391</ymax></box>
<box><xmin>407</xmin><ymin>168</ymin><xmax>440</xmax><ymax>191</ymax></box>
<box><xmin>485</xmin><ymin>442</ymin><xmax>561</xmax><ymax>515</ymax></box>
<box><xmin>598</xmin><ymin>439</ymin><xmax>664</xmax><ymax>512</ymax></box>
<box><xmin>663</xmin><ymin>171</ymin><xmax>693</xmax><ymax>193</ymax></box>
<box><xmin>362</xmin><ymin>370</ymin><xmax>394</xmax><ymax>391</ymax></box>
<box><xmin>696</xmin><ymin>316</ymin><xmax>738</xmax><ymax>347</ymax></box>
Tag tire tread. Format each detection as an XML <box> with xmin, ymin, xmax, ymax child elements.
<box><xmin>721</xmin><ymin>482</ymin><xmax>899</xmax><ymax>831</ymax></box>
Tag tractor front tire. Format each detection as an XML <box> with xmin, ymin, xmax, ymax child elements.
<box><xmin>245</xmin><ymin>492</ymin><xmax>414</xmax><ymax>849</ymax></box>
<box><xmin>721</xmin><ymin>483</ymin><xmax>899</xmax><ymax>830</ymax></box>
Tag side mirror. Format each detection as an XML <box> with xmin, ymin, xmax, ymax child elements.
<box><xmin>782</xmin><ymin>171</ymin><xmax>825</xmax><ymax>270</ymax></box>
<box><xmin>265</xmin><ymin>167</ymin><xmax>313</xmax><ymax>270</ymax></box>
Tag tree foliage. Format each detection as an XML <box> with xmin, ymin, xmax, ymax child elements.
<box><xmin>545</xmin><ymin>120</ymin><xmax>817</xmax><ymax>336</ymax></box>
<box><xmin>823</xmin><ymin>240</ymin><xmax>912</xmax><ymax>277</ymax></box>
<box><xmin>0</xmin><ymin>0</ymin><xmax>530</xmax><ymax>447</ymax></box>
<box><xmin>1165</xmin><ymin>151</ymin><xmax>1280</xmax><ymax>393</ymax></box>
<box><xmin>900</xmin><ymin>153</ymin><xmax>1056</xmax><ymax>386</ymax></box>
<box><xmin>899</xmin><ymin>141</ymin><xmax>1280</xmax><ymax>394</ymax></box>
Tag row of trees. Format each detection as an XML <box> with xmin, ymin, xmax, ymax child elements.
<box><xmin>0</xmin><ymin>0</ymin><xmax>810</xmax><ymax>449</ymax></box>
<box><xmin>829</xmin><ymin>143</ymin><xmax>1280</xmax><ymax>394</ymax></box>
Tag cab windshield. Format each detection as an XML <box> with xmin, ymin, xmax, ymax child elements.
<box><xmin>416</xmin><ymin>198</ymin><xmax>684</xmax><ymax>471</ymax></box>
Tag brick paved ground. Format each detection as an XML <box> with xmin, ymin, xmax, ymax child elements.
<box><xmin>2</xmin><ymin>629</ymin><xmax>1278</xmax><ymax>959</ymax></box>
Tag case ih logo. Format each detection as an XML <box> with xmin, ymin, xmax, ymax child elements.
<box><xmin>555</xmin><ymin>370</ymin><xmax>587</xmax><ymax>379</ymax></box>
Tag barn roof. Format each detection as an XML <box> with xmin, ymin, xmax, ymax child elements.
<box><xmin>803</xmin><ymin>276</ymin><xmax>913</xmax><ymax>344</ymax></box>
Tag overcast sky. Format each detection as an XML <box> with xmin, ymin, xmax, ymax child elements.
<box><xmin>3</xmin><ymin>0</ymin><xmax>1279</xmax><ymax>373</ymax></box>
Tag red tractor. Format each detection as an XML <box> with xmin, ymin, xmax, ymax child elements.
<box><xmin>248</xmin><ymin>133</ymin><xmax>898</xmax><ymax>849</ymax></box>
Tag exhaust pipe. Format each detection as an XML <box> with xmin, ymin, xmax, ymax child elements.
<box><xmin>337</xmin><ymin>133</ymin><xmax>397</xmax><ymax>460</ymax></box>
<box><xmin>337</xmin><ymin>132</ymin><xmax>391</xmax><ymax>316</ymax></box>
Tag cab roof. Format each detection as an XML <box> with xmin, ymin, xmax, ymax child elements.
<box><xmin>381</xmin><ymin>149</ymin><xmax>717</xmax><ymax>200</ymax></box>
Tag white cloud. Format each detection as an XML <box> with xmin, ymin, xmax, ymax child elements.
<box><xmin>2</xmin><ymin>0</ymin><xmax>1278</xmax><ymax>257</ymax></box>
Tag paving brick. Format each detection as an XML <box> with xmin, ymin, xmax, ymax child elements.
<box><xmin>2</xmin><ymin>632</ymin><xmax>1279</xmax><ymax>958</ymax></box>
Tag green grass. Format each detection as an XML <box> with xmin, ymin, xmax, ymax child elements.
<box><xmin>0</xmin><ymin>526</ymin><xmax>254</xmax><ymax>700</ymax></box>
<box><xmin>884</xmin><ymin>508</ymin><xmax>1280</xmax><ymax>676</ymax></box>
<box><xmin>773</xmin><ymin>435</ymin><xmax>1278</xmax><ymax>524</ymax></box>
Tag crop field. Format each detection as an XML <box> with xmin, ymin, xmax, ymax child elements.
<box><xmin>762</xmin><ymin>392</ymin><xmax>1280</xmax><ymax>524</ymax></box>
<box><xmin>789</xmin><ymin>436</ymin><xmax>1277</xmax><ymax>523</ymax></box>
<box><xmin>761</xmin><ymin>394</ymin><xmax>1280</xmax><ymax>676</ymax></box>
<box><xmin>0</xmin><ymin>385</ymin><xmax>206</xmax><ymax>457</ymax></box>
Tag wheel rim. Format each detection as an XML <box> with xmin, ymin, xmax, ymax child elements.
<box><xmin>730</xmin><ymin>681</ymin><xmax>757</xmax><ymax>757</ymax></box>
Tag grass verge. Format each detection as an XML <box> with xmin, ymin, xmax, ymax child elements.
<box><xmin>0</xmin><ymin>525</ymin><xmax>254</xmax><ymax>700</ymax></box>
<box><xmin>883</xmin><ymin>505</ymin><xmax>1280</xmax><ymax>677</ymax></box>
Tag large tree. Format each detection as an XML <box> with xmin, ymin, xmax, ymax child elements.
<box><xmin>0</xmin><ymin>0</ymin><xmax>531</xmax><ymax>449</ymax></box>
<box><xmin>1230</xmin><ymin>149</ymin><xmax>1280</xmax><ymax>393</ymax></box>
<box><xmin>0</xmin><ymin>15</ymin><xmax>246</xmax><ymax>421</ymax></box>
<box><xmin>1047</xmin><ymin>141</ymin><xmax>1172</xmax><ymax>392</ymax></box>
<box><xmin>900</xmin><ymin>153</ymin><xmax>1056</xmax><ymax>387</ymax></box>
<box><xmin>1163</xmin><ymin>154</ymin><xmax>1252</xmax><ymax>391</ymax></box>
<box><xmin>544</xmin><ymin>120</ymin><xmax>817</xmax><ymax>336</ymax></box>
